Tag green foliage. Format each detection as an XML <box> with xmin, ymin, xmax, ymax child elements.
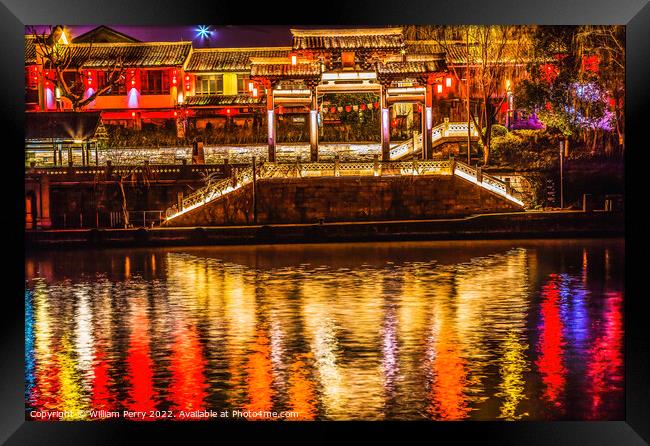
<box><xmin>490</xmin><ymin>124</ymin><xmax>508</xmax><ymax>138</ymax></box>
<box><xmin>490</xmin><ymin>129</ymin><xmax>559</xmax><ymax>169</ymax></box>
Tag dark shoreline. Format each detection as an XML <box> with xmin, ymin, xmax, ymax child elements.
<box><xmin>24</xmin><ymin>210</ymin><xmax>624</xmax><ymax>250</ymax></box>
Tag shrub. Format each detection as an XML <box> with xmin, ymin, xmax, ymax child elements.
<box><xmin>490</xmin><ymin>124</ymin><xmax>509</xmax><ymax>138</ymax></box>
<box><xmin>490</xmin><ymin>130</ymin><xmax>558</xmax><ymax>169</ymax></box>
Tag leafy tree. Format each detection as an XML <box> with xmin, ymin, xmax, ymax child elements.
<box><xmin>515</xmin><ymin>26</ymin><xmax>623</xmax><ymax>153</ymax></box>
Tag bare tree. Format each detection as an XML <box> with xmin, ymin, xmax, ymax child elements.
<box><xmin>29</xmin><ymin>25</ymin><xmax>125</xmax><ymax>111</ymax></box>
<box><xmin>405</xmin><ymin>25</ymin><xmax>532</xmax><ymax>164</ymax></box>
<box><xmin>99</xmin><ymin>147</ymin><xmax>154</xmax><ymax>228</ymax></box>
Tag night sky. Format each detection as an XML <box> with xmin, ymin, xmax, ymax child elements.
<box><xmin>25</xmin><ymin>25</ymin><xmax>369</xmax><ymax>48</ymax></box>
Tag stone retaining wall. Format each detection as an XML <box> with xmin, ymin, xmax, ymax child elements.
<box><xmin>166</xmin><ymin>175</ymin><xmax>523</xmax><ymax>227</ymax></box>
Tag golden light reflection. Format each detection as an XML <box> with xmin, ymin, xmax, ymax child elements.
<box><xmin>287</xmin><ymin>353</ymin><xmax>317</xmax><ymax>420</ymax></box>
<box><xmin>496</xmin><ymin>330</ymin><xmax>529</xmax><ymax>420</ymax></box>
<box><xmin>57</xmin><ymin>335</ymin><xmax>88</xmax><ymax>420</ymax></box>
<box><xmin>31</xmin><ymin>281</ymin><xmax>61</xmax><ymax>413</ymax></box>
<box><xmin>244</xmin><ymin>331</ymin><xmax>275</xmax><ymax>419</ymax></box>
<box><xmin>25</xmin><ymin>240</ymin><xmax>624</xmax><ymax>421</ymax></box>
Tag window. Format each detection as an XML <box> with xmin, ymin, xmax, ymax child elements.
<box><xmin>237</xmin><ymin>74</ymin><xmax>250</xmax><ymax>94</ymax></box>
<box><xmin>25</xmin><ymin>67</ymin><xmax>38</xmax><ymax>90</ymax></box>
<box><xmin>97</xmin><ymin>71</ymin><xmax>126</xmax><ymax>95</ymax></box>
<box><xmin>140</xmin><ymin>70</ymin><xmax>170</xmax><ymax>95</ymax></box>
<box><xmin>195</xmin><ymin>74</ymin><xmax>223</xmax><ymax>95</ymax></box>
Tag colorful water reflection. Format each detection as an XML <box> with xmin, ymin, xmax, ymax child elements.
<box><xmin>25</xmin><ymin>239</ymin><xmax>624</xmax><ymax>420</ymax></box>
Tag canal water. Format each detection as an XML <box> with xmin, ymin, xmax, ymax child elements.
<box><xmin>25</xmin><ymin>239</ymin><xmax>624</xmax><ymax>421</ymax></box>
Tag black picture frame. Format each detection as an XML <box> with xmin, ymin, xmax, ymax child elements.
<box><xmin>2</xmin><ymin>0</ymin><xmax>647</xmax><ymax>443</ymax></box>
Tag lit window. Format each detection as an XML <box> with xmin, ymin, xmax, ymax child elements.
<box><xmin>140</xmin><ymin>70</ymin><xmax>170</xmax><ymax>95</ymax></box>
<box><xmin>195</xmin><ymin>74</ymin><xmax>224</xmax><ymax>95</ymax></box>
<box><xmin>237</xmin><ymin>74</ymin><xmax>250</xmax><ymax>94</ymax></box>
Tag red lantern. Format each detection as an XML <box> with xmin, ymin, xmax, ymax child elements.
<box><xmin>330</xmin><ymin>107</ymin><xmax>336</xmax><ymax>113</ymax></box>
<box><xmin>545</xmin><ymin>102</ymin><xmax>552</xmax><ymax>110</ymax></box>
<box><xmin>360</xmin><ymin>103</ymin><xmax>366</xmax><ymax>110</ymax></box>
<box><xmin>345</xmin><ymin>105</ymin><xmax>351</xmax><ymax>112</ymax></box>
<box><xmin>582</xmin><ymin>55</ymin><xmax>599</xmax><ymax>73</ymax></box>
<box><xmin>373</xmin><ymin>102</ymin><xmax>379</xmax><ymax>109</ymax></box>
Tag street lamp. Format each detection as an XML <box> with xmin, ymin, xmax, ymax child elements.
<box><xmin>558</xmin><ymin>137</ymin><xmax>570</xmax><ymax>209</ymax></box>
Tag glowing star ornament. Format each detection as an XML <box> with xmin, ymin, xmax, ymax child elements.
<box><xmin>195</xmin><ymin>26</ymin><xmax>212</xmax><ymax>40</ymax></box>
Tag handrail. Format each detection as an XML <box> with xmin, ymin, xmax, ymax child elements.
<box><xmin>432</xmin><ymin>121</ymin><xmax>479</xmax><ymax>144</ymax></box>
<box><xmin>390</xmin><ymin>121</ymin><xmax>479</xmax><ymax>161</ymax></box>
<box><xmin>452</xmin><ymin>159</ymin><xmax>524</xmax><ymax>207</ymax></box>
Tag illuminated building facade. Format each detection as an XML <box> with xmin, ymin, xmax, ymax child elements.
<box><xmin>25</xmin><ymin>26</ymin><xmax>525</xmax><ymax>161</ymax></box>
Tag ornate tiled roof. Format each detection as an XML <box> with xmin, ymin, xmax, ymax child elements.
<box><xmin>64</xmin><ymin>42</ymin><xmax>192</xmax><ymax>68</ymax></box>
<box><xmin>186</xmin><ymin>47</ymin><xmax>291</xmax><ymax>72</ymax></box>
<box><xmin>292</xmin><ymin>28</ymin><xmax>405</xmax><ymax>51</ymax></box>
<box><xmin>184</xmin><ymin>94</ymin><xmax>264</xmax><ymax>107</ymax></box>
<box><xmin>377</xmin><ymin>60</ymin><xmax>446</xmax><ymax>75</ymax></box>
<box><xmin>251</xmin><ymin>61</ymin><xmax>321</xmax><ymax>78</ymax></box>
<box><xmin>25</xmin><ymin>36</ymin><xmax>37</xmax><ymax>65</ymax></box>
<box><xmin>406</xmin><ymin>40</ymin><xmax>532</xmax><ymax>64</ymax></box>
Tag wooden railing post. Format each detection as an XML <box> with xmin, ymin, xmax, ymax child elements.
<box><xmin>373</xmin><ymin>154</ymin><xmax>379</xmax><ymax>176</ymax></box>
<box><xmin>334</xmin><ymin>155</ymin><xmax>340</xmax><ymax>177</ymax></box>
<box><xmin>224</xmin><ymin>158</ymin><xmax>231</xmax><ymax>178</ymax></box>
<box><xmin>177</xmin><ymin>192</ymin><xmax>183</xmax><ymax>211</ymax></box>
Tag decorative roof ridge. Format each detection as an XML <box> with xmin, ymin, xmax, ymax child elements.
<box><xmin>249</xmin><ymin>56</ymin><xmax>315</xmax><ymax>64</ymax></box>
<box><xmin>67</xmin><ymin>41</ymin><xmax>192</xmax><ymax>47</ymax></box>
<box><xmin>291</xmin><ymin>27</ymin><xmax>403</xmax><ymax>37</ymax></box>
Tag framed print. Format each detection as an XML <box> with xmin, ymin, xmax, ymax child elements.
<box><xmin>1</xmin><ymin>0</ymin><xmax>648</xmax><ymax>443</ymax></box>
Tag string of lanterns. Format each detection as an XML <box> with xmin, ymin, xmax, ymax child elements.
<box><xmin>317</xmin><ymin>103</ymin><xmax>424</xmax><ymax>114</ymax></box>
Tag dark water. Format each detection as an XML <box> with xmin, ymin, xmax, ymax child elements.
<box><xmin>25</xmin><ymin>239</ymin><xmax>624</xmax><ymax>421</ymax></box>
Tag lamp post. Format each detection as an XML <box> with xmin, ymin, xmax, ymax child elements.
<box><xmin>559</xmin><ymin>140</ymin><xmax>564</xmax><ymax>209</ymax></box>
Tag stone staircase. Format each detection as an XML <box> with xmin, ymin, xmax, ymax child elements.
<box><xmin>163</xmin><ymin>158</ymin><xmax>524</xmax><ymax>225</ymax></box>
<box><xmin>389</xmin><ymin>120</ymin><xmax>480</xmax><ymax>161</ymax></box>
